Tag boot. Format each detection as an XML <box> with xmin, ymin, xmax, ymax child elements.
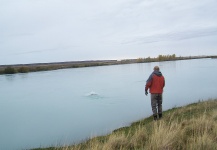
<box><xmin>159</xmin><ymin>113</ymin><xmax>162</xmax><ymax>119</ymax></box>
<box><xmin>153</xmin><ymin>115</ymin><xmax>158</xmax><ymax>121</ymax></box>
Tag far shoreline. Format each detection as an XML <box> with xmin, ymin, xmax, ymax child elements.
<box><xmin>0</xmin><ymin>55</ymin><xmax>216</xmax><ymax>75</ymax></box>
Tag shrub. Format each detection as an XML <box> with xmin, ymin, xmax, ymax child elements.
<box><xmin>0</xmin><ymin>70</ymin><xmax>4</xmax><ymax>74</ymax></box>
<box><xmin>35</xmin><ymin>66</ymin><xmax>48</xmax><ymax>71</ymax></box>
<box><xmin>4</xmin><ymin>67</ymin><xmax>16</xmax><ymax>74</ymax></box>
<box><xmin>18</xmin><ymin>66</ymin><xmax>29</xmax><ymax>73</ymax></box>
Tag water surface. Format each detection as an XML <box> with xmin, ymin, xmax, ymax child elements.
<box><xmin>0</xmin><ymin>58</ymin><xmax>217</xmax><ymax>150</ymax></box>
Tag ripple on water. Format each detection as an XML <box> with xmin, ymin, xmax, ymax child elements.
<box><xmin>85</xmin><ymin>91</ymin><xmax>103</xmax><ymax>99</ymax></box>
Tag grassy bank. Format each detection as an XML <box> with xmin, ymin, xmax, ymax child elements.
<box><xmin>1</xmin><ymin>55</ymin><xmax>216</xmax><ymax>75</ymax></box>
<box><xmin>33</xmin><ymin>99</ymin><xmax>217</xmax><ymax>150</ymax></box>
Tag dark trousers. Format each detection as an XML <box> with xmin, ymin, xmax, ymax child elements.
<box><xmin>151</xmin><ymin>94</ymin><xmax>163</xmax><ymax>116</ymax></box>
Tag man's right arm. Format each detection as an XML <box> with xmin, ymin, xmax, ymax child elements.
<box><xmin>145</xmin><ymin>74</ymin><xmax>153</xmax><ymax>95</ymax></box>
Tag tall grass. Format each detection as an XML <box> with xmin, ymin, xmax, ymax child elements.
<box><xmin>33</xmin><ymin>99</ymin><xmax>217</xmax><ymax>150</ymax></box>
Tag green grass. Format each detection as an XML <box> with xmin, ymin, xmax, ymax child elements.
<box><xmin>31</xmin><ymin>99</ymin><xmax>217</xmax><ymax>150</ymax></box>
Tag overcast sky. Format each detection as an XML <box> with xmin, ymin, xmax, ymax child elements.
<box><xmin>1</xmin><ymin>0</ymin><xmax>217</xmax><ymax>65</ymax></box>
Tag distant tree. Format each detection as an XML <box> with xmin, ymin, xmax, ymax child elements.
<box><xmin>136</xmin><ymin>58</ymin><xmax>144</xmax><ymax>63</ymax></box>
<box><xmin>4</xmin><ymin>67</ymin><xmax>16</xmax><ymax>74</ymax></box>
<box><xmin>157</xmin><ymin>54</ymin><xmax>177</xmax><ymax>61</ymax></box>
<box><xmin>145</xmin><ymin>56</ymin><xmax>151</xmax><ymax>62</ymax></box>
<box><xmin>172</xmin><ymin>54</ymin><xmax>176</xmax><ymax>59</ymax></box>
<box><xmin>158</xmin><ymin>55</ymin><xmax>163</xmax><ymax>61</ymax></box>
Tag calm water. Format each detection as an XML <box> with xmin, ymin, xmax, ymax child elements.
<box><xmin>0</xmin><ymin>58</ymin><xmax>217</xmax><ymax>150</ymax></box>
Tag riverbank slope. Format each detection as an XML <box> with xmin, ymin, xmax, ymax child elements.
<box><xmin>33</xmin><ymin>99</ymin><xmax>217</xmax><ymax>150</ymax></box>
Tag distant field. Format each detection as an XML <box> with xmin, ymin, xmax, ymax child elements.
<box><xmin>0</xmin><ymin>55</ymin><xmax>215</xmax><ymax>75</ymax></box>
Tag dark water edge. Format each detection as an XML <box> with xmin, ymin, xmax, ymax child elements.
<box><xmin>0</xmin><ymin>55</ymin><xmax>216</xmax><ymax>75</ymax></box>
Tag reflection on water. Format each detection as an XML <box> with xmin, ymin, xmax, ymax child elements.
<box><xmin>5</xmin><ymin>73</ymin><xmax>29</xmax><ymax>81</ymax></box>
<box><xmin>0</xmin><ymin>58</ymin><xmax>217</xmax><ymax>150</ymax></box>
<box><xmin>5</xmin><ymin>74</ymin><xmax>16</xmax><ymax>81</ymax></box>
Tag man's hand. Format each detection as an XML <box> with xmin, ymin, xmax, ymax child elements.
<box><xmin>145</xmin><ymin>90</ymin><xmax>148</xmax><ymax>96</ymax></box>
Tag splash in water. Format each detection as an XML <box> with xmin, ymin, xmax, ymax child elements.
<box><xmin>85</xmin><ymin>91</ymin><xmax>102</xmax><ymax>99</ymax></box>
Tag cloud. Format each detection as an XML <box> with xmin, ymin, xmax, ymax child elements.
<box><xmin>121</xmin><ymin>27</ymin><xmax>217</xmax><ymax>45</ymax></box>
<box><xmin>9</xmin><ymin>48</ymin><xmax>62</xmax><ymax>56</ymax></box>
<box><xmin>0</xmin><ymin>0</ymin><xmax>217</xmax><ymax>64</ymax></box>
<box><xmin>7</xmin><ymin>45</ymin><xmax>78</xmax><ymax>56</ymax></box>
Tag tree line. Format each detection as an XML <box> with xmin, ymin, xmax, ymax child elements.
<box><xmin>136</xmin><ymin>54</ymin><xmax>176</xmax><ymax>63</ymax></box>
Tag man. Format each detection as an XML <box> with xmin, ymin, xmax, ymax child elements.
<box><xmin>145</xmin><ymin>66</ymin><xmax>165</xmax><ymax>120</ymax></box>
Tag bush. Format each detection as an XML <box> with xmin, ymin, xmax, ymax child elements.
<box><xmin>4</xmin><ymin>67</ymin><xmax>16</xmax><ymax>74</ymax></box>
<box><xmin>18</xmin><ymin>66</ymin><xmax>29</xmax><ymax>73</ymax></box>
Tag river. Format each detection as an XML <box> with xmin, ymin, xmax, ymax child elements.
<box><xmin>0</xmin><ymin>58</ymin><xmax>217</xmax><ymax>150</ymax></box>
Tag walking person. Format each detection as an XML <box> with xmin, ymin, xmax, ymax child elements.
<box><xmin>145</xmin><ymin>66</ymin><xmax>165</xmax><ymax>120</ymax></box>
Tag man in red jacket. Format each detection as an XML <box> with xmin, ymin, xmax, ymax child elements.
<box><xmin>145</xmin><ymin>66</ymin><xmax>165</xmax><ymax>120</ymax></box>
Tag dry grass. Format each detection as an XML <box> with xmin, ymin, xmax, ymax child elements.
<box><xmin>34</xmin><ymin>99</ymin><xmax>217</xmax><ymax>150</ymax></box>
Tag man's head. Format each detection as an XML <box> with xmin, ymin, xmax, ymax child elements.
<box><xmin>154</xmin><ymin>66</ymin><xmax>160</xmax><ymax>71</ymax></box>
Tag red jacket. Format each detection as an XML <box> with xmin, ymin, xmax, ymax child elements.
<box><xmin>145</xmin><ymin>71</ymin><xmax>165</xmax><ymax>94</ymax></box>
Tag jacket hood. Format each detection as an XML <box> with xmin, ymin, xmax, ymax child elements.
<box><xmin>153</xmin><ymin>70</ymin><xmax>162</xmax><ymax>77</ymax></box>
<box><xmin>146</xmin><ymin>70</ymin><xmax>163</xmax><ymax>82</ymax></box>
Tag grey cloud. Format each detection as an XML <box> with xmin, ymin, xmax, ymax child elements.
<box><xmin>8</xmin><ymin>45</ymin><xmax>77</xmax><ymax>56</ymax></box>
<box><xmin>121</xmin><ymin>27</ymin><xmax>217</xmax><ymax>45</ymax></box>
<box><xmin>10</xmin><ymin>48</ymin><xmax>60</xmax><ymax>55</ymax></box>
<box><xmin>3</xmin><ymin>33</ymin><xmax>34</xmax><ymax>38</ymax></box>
